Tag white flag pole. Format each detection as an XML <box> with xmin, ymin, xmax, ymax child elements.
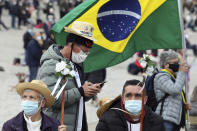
<box><xmin>178</xmin><ymin>0</ymin><xmax>190</xmax><ymax>130</ymax></box>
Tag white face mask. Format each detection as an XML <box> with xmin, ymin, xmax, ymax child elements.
<box><xmin>72</xmin><ymin>50</ymin><xmax>88</xmax><ymax>63</ymax></box>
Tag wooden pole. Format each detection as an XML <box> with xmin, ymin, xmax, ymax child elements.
<box><xmin>140</xmin><ymin>89</ymin><xmax>145</xmax><ymax>131</ymax></box>
<box><xmin>61</xmin><ymin>90</ymin><xmax>65</xmax><ymax>125</ymax></box>
<box><xmin>177</xmin><ymin>0</ymin><xmax>190</xmax><ymax>130</ymax></box>
<box><xmin>140</xmin><ymin>75</ymin><xmax>146</xmax><ymax>131</ymax></box>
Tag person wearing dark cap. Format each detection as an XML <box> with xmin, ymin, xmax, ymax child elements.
<box><xmin>38</xmin><ymin>21</ymin><xmax>102</xmax><ymax>131</ymax></box>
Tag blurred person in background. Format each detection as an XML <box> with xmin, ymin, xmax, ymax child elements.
<box><xmin>4</xmin><ymin>0</ymin><xmax>10</xmax><ymax>10</ymax></box>
<box><xmin>16</xmin><ymin>0</ymin><xmax>23</xmax><ymax>29</ymax></box>
<box><xmin>33</xmin><ymin>0</ymin><xmax>39</xmax><ymax>10</ymax></box>
<box><xmin>185</xmin><ymin>35</ymin><xmax>197</xmax><ymax>56</ymax></box>
<box><xmin>42</xmin><ymin>30</ymin><xmax>56</xmax><ymax>52</ymax></box>
<box><xmin>33</xmin><ymin>0</ymin><xmax>40</xmax><ymax>19</ymax></box>
<box><xmin>23</xmin><ymin>24</ymin><xmax>34</xmax><ymax>50</ymax></box>
<box><xmin>58</xmin><ymin>0</ymin><xmax>74</xmax><ymax>18</ymax></box>
<box><xmin>21</xmin><ymin>1</ymin><xmax>31</xmax><ymax>26</ymax></box>
<box><xmin>0</xmin><ymin>0</ymin><xmax>9</xmax><ymax>30</ymax></box>
<box><xmin>25</xmin><ymin>31</ymin><xmax>43</xmax><ymax>82</ymax></box>
<box><xmin>74</xmin><ymin>0</ymin><xmax>83</xmax><ymax>6</ymax></box>
<box><xmin>43</xmin><ymin>1</ymin><xmax>55</xmax><ymax>23</ymax></box>
<box><xmin>9</xmin><ymin>0</ymin><xmax>17</xmax><ymax>29</ymax></box>
<box><xmin>127</xmin><ymin>51</ymin><xmax>146</xmax><ymax>75</ymax></box>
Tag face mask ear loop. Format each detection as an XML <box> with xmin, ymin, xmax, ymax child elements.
<box><xmin>24</xmin><ymin>99</ymin><xmax>42</xmax><ymax>122</ymax></box>
<box><xmin>38</xmin><ymin>98</ymin><xmax>44</xmax><ymax>111</ymax></box>
<box><xmin>25</xmin><ymin>99</ymin><xmax>43</xmax><ymax>129</ymax></box>
<box><xmin>140</xmin><ymin>75</ymin><xmax>146</xmax><ymax>131</ymax></box>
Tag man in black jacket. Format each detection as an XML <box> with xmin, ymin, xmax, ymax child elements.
<box><xmin>25</xmin><ymin>32</ymin><xmax>43</xmax><ymax>82</ymax></box>
<box><xmin>23</xmin><ymin>25</ymin><xmax>34</xmax><ymax>50</ymax></box>
<box><xmin>96</xmin><ymin>79</ymin><xmax>164</xmax><ymax>131</ymax></box>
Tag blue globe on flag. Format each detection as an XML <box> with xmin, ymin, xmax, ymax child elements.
<box><xmin>97</xmin><ymin>0</ymin><xmax>141</xmax><ymax>42</ymax></box>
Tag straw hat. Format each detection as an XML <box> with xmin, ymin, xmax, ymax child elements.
<box><xmin>64</xmin><ymin>21</ymin><xmax>96</xmax><ymax>41</ymax></box>
<box><xmin>97</xmin><ymin>95</ymin><xmax>121</xmax><ymax>118</ymax></box>
<box><xmin>16</xmin><ymin>80</ymin><xmax>55</xmax><ymax>108</ymax></box>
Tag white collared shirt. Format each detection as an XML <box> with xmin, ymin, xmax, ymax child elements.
<box><xmin>127</xmin><ymin>121</ymin><xmax>140</xmax><ymax>131</ymax></box>
<box><xmin>24</xmin><ymin>114</ymin><xmax>42</xmax><ymax>131</ymax></box>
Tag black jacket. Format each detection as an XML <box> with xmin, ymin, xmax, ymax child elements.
<box><xmin>96</xmin><ymin>100</ymin><xmax>164</xmax><ymax>131</ymax></box>
<box><xmin>25</xmin><ymin>39</ymin><xmax>42</xmax><ymax>67</ymax></box>
<box><xmin>23</xmin><ymin>31</ymin><xmax>33</xmax><ymax>50</ymax></box>
<box><xmin>3</xmin><ymin>111</ymin><xmax>60</xmax><ymax>131</ymax></box>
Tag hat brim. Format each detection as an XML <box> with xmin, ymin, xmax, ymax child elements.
<box><xmin>64</xmin><ymin>27</ymin><xmax>97</xmax><ymax>41</ymax></box>
<box><xmin>97</xmin><ymin>95</ymin><xmax>121</xmax><ymax>118</ymax></box>
<box><xmin>16</xmin><ymin>82</ymin><xmax>55</xmax><ymax>108</ymax></box>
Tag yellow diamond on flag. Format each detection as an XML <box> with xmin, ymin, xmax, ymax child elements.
<box><xmin>66</xmin><ymin>0</ymin><xmax>166</xmax><ymax>53</ymax></box>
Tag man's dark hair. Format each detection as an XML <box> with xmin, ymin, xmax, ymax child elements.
<box><xmin>66</xmin><ymin>33</ymin><xmax>93</xmax><ymax>48</ymax></box>
<box><xmin>122</xmin><ymin>79</ymin><xmax>146</xmax><ymax>95</ymax></box>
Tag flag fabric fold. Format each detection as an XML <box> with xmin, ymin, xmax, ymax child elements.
<box><xmin>84</xmin><ymin>0</ymin><xmax>182</xmax><ymax>72</ymax></box>
<box><xmin>52</xmin><ymin>0</ymin><xmax>182</xmax><ymax>72</ymax></box>
<box><xmin>62</xmin><ymin>0</ymin><xmax>166</xmax><ymax>53</ymax></box>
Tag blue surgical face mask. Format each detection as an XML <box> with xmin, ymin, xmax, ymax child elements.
<box><xmin>27</xmin><ymin>29</ymin><xmax>32</xmax><ymax>33</ymax></box>
<box><xmin>36</xmin><ymin>36</ymin><xmax>42</xmax><ymax>41</ymax></box>
<box><xmin>27</xmin><ymin>29</ymin><xmax>33</xmax><ymax>36</ymax></box>
<box><xmin>125</xmin><ymin>100</ymin><xmax>142</xmax><ymax>116</ymax></box>
<box><xmin>21</xmin><ymin>100</ymin><xmax>40</xmax><ymax>116</ymax></box>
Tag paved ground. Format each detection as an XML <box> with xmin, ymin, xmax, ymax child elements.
<box><xmin>0</xmin><ymin>4</ymin><xmax>196</xmax><ymax>131</ymax></box>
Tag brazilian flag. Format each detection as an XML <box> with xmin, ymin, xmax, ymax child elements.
<box><xmin>52</xmin><ymin>0</ymin><xmax>182</xmax><ymax>72</ymax></box>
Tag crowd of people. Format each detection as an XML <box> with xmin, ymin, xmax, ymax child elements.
<box><xmin>127</xmin><ymin>0</ymin><xmax>197</xmax><ymax>76</ymax></box>
<box><xmin>3</xmin><ymin>20</ymin><xmax>197</xmax><ymax>131</ymax></box>
<box><xmin>184</xmin><ymin>0</ymin><xmax>197</xmax><ymax>32</ymax></box>
<box><xmin>1</xmin><ymin>0</ymin><xmax>83</xmax><ymax>81</ymax></box>
<box><xmin>0</xmin><ymin>0</ymin><xmax>83</xmax><ymax>30</ymax></box>
<box><xmin>1</xmin><ymin>0</ymin><xmax>197</xmax><ymax>131</ymax></box>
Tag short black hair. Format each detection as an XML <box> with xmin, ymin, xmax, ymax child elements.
<box><xmin>122</xmin><ymin>79</ymin><xmax>146</xmax><ymax>95</ymax></box>
<box><xmin>66</xmin><ymin>33</ymin><xmax>93</xmax><ymax>48</ymax></box>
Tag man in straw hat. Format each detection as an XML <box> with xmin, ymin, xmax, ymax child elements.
<box><xmin>38</xmin><ymin>21</ymin><xmax>102</xmax><ymax>131</ymax></box>
<box><xmin>2</xmin><ymin>80</ymin><xmax>62</xmax><ymax>130</ymax></box>
<box><xmin>96</xmin><ymin>79</ymin><xmax>164</xmax><ymax>131</ymax></box>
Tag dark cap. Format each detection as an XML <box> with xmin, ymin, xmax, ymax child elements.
<box><xmin>66</xmin><ymin>33</ymin><xmax>93</xmax><ymax>48</ymax></box>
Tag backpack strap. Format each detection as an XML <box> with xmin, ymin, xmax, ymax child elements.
<box><xmin>157</xmin><ymin>71</ymin><xmax>175</xmax><ymax>115</ymax></box>
<box><xmin>158</xmin><ymin>94</ymin><xmax>169</xmax><ymax>115</ymax></box>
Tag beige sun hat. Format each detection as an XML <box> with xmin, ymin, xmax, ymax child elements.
<box><xmin>16</xmin><ymin>80</ymin><xmax>55</xmax><ymax>108</ymax></box>
<box><xmin>64</xmin><ymin>21</ymin><xmax>96</xmax><ymax>41</ymax></box>
<box><xmin>97</xmin><ymin>95</ymin><xmax>121</xmax><ymax>118</ymax></box>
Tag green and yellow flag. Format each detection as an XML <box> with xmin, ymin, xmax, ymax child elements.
<box><xmin>52</xmin><ymin>0</ymin><xmax>182</xmax><ymax>72</ymax></box>
<box><xmin>65</xmin><ymin>0</ymin><xmax>166</xmax><ymax>53</ymax></box>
